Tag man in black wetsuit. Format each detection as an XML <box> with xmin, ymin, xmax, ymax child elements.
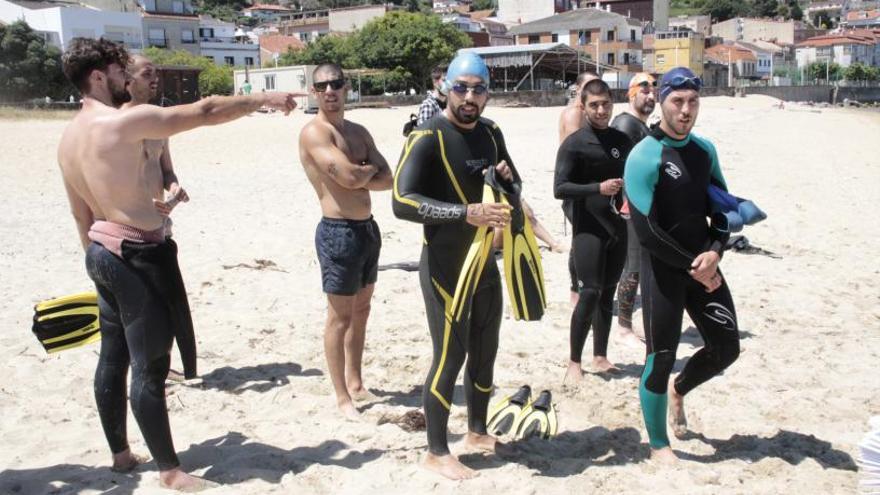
<box><xmin>393</xmin><ymin>52</ymin><xmax>517</xmax><ymax>480</ymax></box>
<box><xmin>554</xmin><ymin>79</ymin><xmax>633</xmax><ymax>382</ymax></box>
<box><xmin>611</xmin><ymin>72</ymin><xmax>656</xmax><ymax>346</ymax></box>
<box><xmin>624</xmin><ymin>67</ymin><xmax>740</xmax><ymax>464</ymax></box>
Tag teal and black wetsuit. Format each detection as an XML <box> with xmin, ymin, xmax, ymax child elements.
<box><xmin>393</xmin><ymin>115</ymin><xmax>518</xmax><ymax>456</ymax></box>
<box><xmin>554</xmin><ymin>125</ymin><xmax>632</xmax><ymax>362</ymax></box>
<box><xmin>624</xmin><ymin>127</ymin><xmax>741</xmax><ymax>450</ymax></box>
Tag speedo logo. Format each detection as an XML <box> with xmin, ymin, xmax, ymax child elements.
<box><xmin>664</xmin><ymin>162</ymin><xmax>682</xmax><ymax>179</ymax></box>
<box><xmin>418</xmin><ymin>203</ymin><xmax>463</xmax><ymax>220</ymax></box>
<box><xmin>704</xmin><ymin>302</ymin><xmax>736</xmax><ymax>331</ymax></box>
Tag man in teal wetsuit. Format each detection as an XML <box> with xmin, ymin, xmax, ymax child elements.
<box><xmin>624</xmin><ymin>67</ymin><xmax>741</xmax><ymax>464</ymax></box>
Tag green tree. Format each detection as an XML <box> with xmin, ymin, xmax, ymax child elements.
<box><xmin>356</xmin><ymin>12</ymin><xmax>470</xmax><ymax>93</ymax></box>
<box><xmin>806</xmin><ymin>61</ymin><xmax>841</xmax><ymax>82</ymax></box>
<box><xmin>701</xmin><ymin>0</ymin><xmax>750</xmax><ymax>22</ymax></box>
<box><xmin>472</xmin><ymin>0</ymin><xmax>497</xmax><ymax>10</ymax></box>
<box><xmin>142</xmin><ymin>47</ymin><xmax>234</xmax><ymax>95</ymax></box>
<box><xmin>750</xmin><ymin>0</ymin><xmax>778</xmax><ymax>17</ymax></box>
<box><xmin>277</xmin><ymin>34</ymin><xmax>359</xmax><ymax>68</ymax></box>
<box><xmin>843</xmin><ymin>62</ymin><xmax>879</xmax><ymax>82</ymax></box>
<box><xmin>0</xmin><ymin>20</ymin><xmax>69</xmax><ymax>101</ymax></box>
<box><xmin>789</xmin><ymin>1</ymin><xmax>803</xmax><ymax>20</ymax></box>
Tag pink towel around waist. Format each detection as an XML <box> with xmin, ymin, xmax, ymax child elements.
<box><xmin>88</xmin><ymin>220</ymin><xmax>166</xmax><ymax>257</ymax></box>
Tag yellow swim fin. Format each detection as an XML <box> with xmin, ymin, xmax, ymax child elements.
<box><xmin>487</xmin><ymin>385</ymin><xmax>531</xmax><ymax>436</ymax></box>
<box><xmin>32</xmin><ymin>292</ymin><xmax>101</xmax><ymax>353</ymax></box>
<box><xmin>513</xmin><ymin>390</ymin><xmax>558</xmax><ymax>440</ymax></box>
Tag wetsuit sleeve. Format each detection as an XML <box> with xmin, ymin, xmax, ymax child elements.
<box><xmin>624</xmin><ymin>138</ymin><xmax>697</xmax><ymax>270</ymax></box>
<box><xmin>693</xmin><ymin>135</ymin><xmax>730</xmax><ymax>254</ymax></box>
<box><xmin>611</xmin><ymin>115</ymin><xmax>642</xmax><ymax>146</ymax></box>
<box><xmin>392</xmin><ymin>129</ymin><xmax>467</xmax><ymax>225</ymax></box>
<box><xmin>553</xmin><ymin>135</ymin><xmax>600</xmax><ymax>199</ymax></box>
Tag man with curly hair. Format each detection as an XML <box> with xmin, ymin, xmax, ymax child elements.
<box><xmin>57</xmin><ymin>37</ymin><xmax>302</xmax><ymax>491</ymax></box>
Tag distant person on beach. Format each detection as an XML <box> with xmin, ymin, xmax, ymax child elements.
<box><xmin>610</xmin><ymin>72</ymin><xmax>657</xmax><ymax>346</ymax></box>
<box><xmin>393</xmin><ymin>51</ymin><xmax>517</xmax><ymax>481</ymax></box>
<box><xmin>624</xmin><ymin>67</ymin><xmax>741</xmax><ymax>465</ymax></box>
<box><xmin>57</xmin><ymin>38</ymin><xmax>301</xmax><ymax>492</ymax></box>
<box><xmin>555</xmin><ymin>79</ymin><xmax>633</xmax><ymax>380</ymax></box>
<box><xmin>298</xmin><ymin>63</ymin><xmax>393</xmax><ymax>422</ymax></box>
<box><xmin>416</xmin><ymin>65</ymin><xmax>447</xmax><ymax>126</ymax></box>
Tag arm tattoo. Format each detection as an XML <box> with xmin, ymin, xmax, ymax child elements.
<box><xmin>328</xmin><ymin>162</ymin><xmax>338</xmax><ymax>177</ymax></box>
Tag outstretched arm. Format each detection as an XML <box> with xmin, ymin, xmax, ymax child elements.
<box><xmin>114</xmin><ymin>92</ymin><xmax>303</xmax><ymax>142</ymax></box>
<box><xmin>299</xmin><ymin>124</ymin><xmax>378</xmax><ymax>189</ymax></box>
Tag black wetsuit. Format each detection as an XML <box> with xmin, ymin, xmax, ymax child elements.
<box><xmin>393</xmin><ymin>115</ymin><xmax>517</xmax><ymax>456</ymax></box>
<box><xmin>610</xmin><ymin>112</ymin><xmax>651</xmax><ymax>329</ymax></box>
<box><xmin>624</xmin><ymin>127</ymin><xmax>740</xmax><ymax>449</ymax></box>
<box><xmin>86</xmin><ymin>235</ymin><xmax>194</xmax><ymax>470</ymax></box>
<box><xmin>554</xmin><ymin>125</ymin><xmax>632</xmax><ymax>362</ymax></box>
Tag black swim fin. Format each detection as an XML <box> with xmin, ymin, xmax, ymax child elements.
<box><xmin>513</xmin><ymin>390</ymin><xmax>558</xmax><ymax>440</ymax></box>
<box><xmin>487</xmin><ymin>385</ymin><xmax>531</xmax><ymax>436</ymax></box>
<box><xmin>32</xmin><ymin>292</ymin><xmax>101</xmax><ymax>353</ymax></box>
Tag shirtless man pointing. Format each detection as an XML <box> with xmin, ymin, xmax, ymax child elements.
<box><xmin>57</xmin><ymin>38</ymin><xmax>302</xmax><ymax>491</ymax></box>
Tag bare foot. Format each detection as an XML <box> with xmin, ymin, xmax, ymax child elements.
<box><xmin>110</xmin><ymin>449</ymin><xmax>149</xmax><ymax>473</ymax></box>
<box><xmin>650</xmin><ymin>447</ymin><xmax>679</xmax><ymax>465</ymax></box>
<box><xmin>422</xmin><ymin>453</ymin><xmax>477</xmax><ymax>480</ymax></box>
<box><xmin>338</xmin><ymin>400</ymin><xmax>363</xmax><ymax>422</ymax></box>
<box><xmin>159</xmin><ymin>469</ymin><xmax>219</xmax><ymax>492</ymax></box>
<box><xmin>348</xmin><ymin>387</ymin><xmax>377</xmax><ymax>403</ymax></box>
<box><xmin>591</xmin><ymin>356</ymin><xmax>620</xmax><ymax>374</ymax></box>
<box><xmin>462</xmin><ymin>432</ymin><xmax>500</xmax><ymax>453</ymax></box>
<box><xmin>668</xmin><ymin>378</ymin><xmax>688</xmax><ymax>439</ymax></box>
<box><xmin>166</xmin><ymin>369</ymin><xmax>185</xmax><ymax>383</ymax></box>
<box><xmin>563</xmin><ymin>361</ymin><xmax>585</xmax><ymax>385</ymax></box>
<box><xmin>616</xmin><ymin>326</ymin><xmax>645</xmax><ymax>347</ymax></box>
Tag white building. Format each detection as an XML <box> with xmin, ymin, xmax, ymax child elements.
<box><xmin>497</xmin><ymin>0</ymin><xmax>554</xmax><ymax>25</ymax></box>
<box><xmin>735</xmin><ymin>41</ymin><xmax>774</xmax><ymax>79</ymax></box>
<box><xmin>233</xmin><ymin>65</ymin><xmax>314</xmax><ymax>109</ymax></box>
<box><xmin>0</xmin><ymin>0</ymin><xmax>143</xmax><ymax>51</ymax></box>
<box><xmin>795</xmin><ymin>31</ymin><xmax>880</xmax><ymax>68</ymax></box>
<box><xmin>198</xmin><ymin>16</ymin><xmax>259</xmax><ymax>67</ymax></box>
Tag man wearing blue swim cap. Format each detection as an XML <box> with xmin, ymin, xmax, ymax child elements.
<box><xmin>624</xmin><ymin>66</ymin><xmax>742</xmax><ymax>464</ymax></box>
<box><xmin>393</xmin><ymin>50</ymin><xmax>520</xmax><ymax>480</ymax></box>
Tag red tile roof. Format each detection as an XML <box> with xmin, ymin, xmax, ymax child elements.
<box><xmin>259</xmin><ymin>34</ymin><xmax>305</xmax><ymax>56</ymax></box>
<box><xmin>846</xmin><ymin>9</ymin><xmax>880</xmax><ymax>21</ymax></box>
<box><xmin>705</xmin><ymin>44</ymin><xmax>758</xmax><ymax>63</ymax></box>
<box><xmin>245</xmin><ymin>4</ymin><xmax>292</xmax><ymax>12</ymax></box>
<box><xmin>797</xmin><ymin>29</ymin><xmax>880</xmax><ymax>47</ymax></box>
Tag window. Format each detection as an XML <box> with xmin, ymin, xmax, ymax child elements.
<box><xmin>301</xmin><ymin>32</ymin><xmax>311</xmax><ymax>43</ymax></box>
<box><xmin>528</xmin><ymin>34</ymin><xmax>540</xmax><ymax>44</ymax></box>
<box><xmin>181</xmin><ymin>30</ymin><xmax>194</xmax><ymax>44</ymax></box>
<box><xmin>142</xmin><ymin>0</ymin><xmax>155</xmax><ymax>11</ymax></box>
<box><xmin>630</xmin><ymin>29</ymin><xmax>636</xmax><ymax>41</ymax></box>
<box><xmin>245</xmin><ymin>57</ymin><xmax>254</xmax><ymax>66</ymax></box>
<box><xmin>172</xmin><ymin>0</ymin><xmax>183</xmax><ymax>13</ymax></box>
<box><xmin>265</xmin><ymin>75</ymin><xmax>275</xmax><ymax>90</ymax></box>
<box><xmin>551</xmin><ymin>33</ymin><xmax>558</xmax><ymax>42</ymax></box>
<box><xmin>224</xmin><ymin>56</ymin><xmax>234</xmax><ymax>66</ymax></box>
<box><xmin>148</xmin><ymin>28</ymin><xmax>165</xmax><ymax>47</ymax></box>
<box><xmin>657</xmin><ymin>53</ymin><xmax>665</xmax><ymax>65</ymax></box>
<box><xmin>624</xmin><ymin>52</ymin><xmax>630</xmax><ymax>65</ymax></box>
<box><xmin>607</xmin><ymin>53</ymin><xmax>615</xmax><ymax>65</ymax></box>
<box><xmin>199</xmin><ymin>28</ymin><xmax>214</xmax><ymax>39</ymax></box>
<box><xmin>606</xmin><ymin>30</ymin><xmax>614</xmax><ymax>41</ymax></box>
<box><xmin>203</xmin><ymin>55</ymin><xmax>214</xmax><ymax>62</ymax></box>
<box><xmin>578</xmin><ymin>30</ymin><xmax>591</xmax><ymax>45</ymax></box>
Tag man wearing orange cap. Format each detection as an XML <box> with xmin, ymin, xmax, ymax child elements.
<box><xmin>611</xmin><ymin>73</ymin><xmax>656</xmax><ymax>347</ymax></box>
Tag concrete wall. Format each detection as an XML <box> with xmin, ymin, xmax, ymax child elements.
<box><xmin>497</xmin><ymin>0</ymin><xmax>554</xmax><ymax>24</ymax></box>
<box><xmin>329</xmin><ymin>5</ymin><xmax>385</xmax><ymax>32</ymax></box>
<box><xmin>144</xmin><ymin>16</ymin><xmax>199</xmax><ymax>54</ymax></box>
<box><xmin>743</xmin><ymin>85</ymin><xmax>834</xmax><ymax>102</ymax></box>
<box><xmin>201</xmin><ymin>43</ymin><xmax>259</xmax><ymax>67</ymax></box>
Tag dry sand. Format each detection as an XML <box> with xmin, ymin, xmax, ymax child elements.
<box><xmin>1</xmin><ymin>95</ymin><xmax>878</xmax><ymax>494</ymax></box>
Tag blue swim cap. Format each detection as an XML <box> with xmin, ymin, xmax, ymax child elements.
<box><xmin>659</xmin><ymin>67</ymin><xmax>702</xmax><ymax>102</ymax></box>
<box><xmin>446</xmin><ymin>51</ymin><xmax>490</xmax><ymax>86</ymax></box>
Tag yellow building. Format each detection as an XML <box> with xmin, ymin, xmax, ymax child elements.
<box><xmin>650</xmin><ymin>30</ymin><xmax>705</xmax><ymax>76</ymax></box>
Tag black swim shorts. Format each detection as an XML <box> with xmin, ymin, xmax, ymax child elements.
<box><xmin>315</xmin><ymin>216</ymin><xmax>381</xmax><ymax>296</ymax></box>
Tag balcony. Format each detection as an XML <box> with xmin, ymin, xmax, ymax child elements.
<box><xmin>148</xmin><ymin>37</ymin><xmax>168</xmax><ymax>48</ymax></box>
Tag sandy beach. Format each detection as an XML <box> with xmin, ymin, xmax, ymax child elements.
<box><xmin>1</xmin><ymin>94</ymin><xmax>878</xmax><ymax>494</ymax></box>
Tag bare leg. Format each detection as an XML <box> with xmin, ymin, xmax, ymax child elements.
<box><xmin>325</xmin><ymin>294</ymin><xmax>360</xmax><ymax>421</ymax></box>
<box><xmin>159</xmin><ymin>469</ymin><xmax>219</xmax><ymax>492</ymax></box>
<box><xmin>668</xmin><ymin>376</ymin><xmax>688</xmax><ymax>438</ymax></box>
<box><xmin>523</xmin><ymin>200</ymin><xmax>564</xmax><ymax>252</ymax></box>
<box><xmin>422</xmin><ymin>453</ymin><xmax>477</xmax><ymax>480</ymax></box>
<box><xmin>346</xmin><ymin>284</ymin><xmax>375</xmax><ymax>400</ymax></box>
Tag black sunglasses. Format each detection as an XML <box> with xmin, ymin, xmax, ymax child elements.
<box><xmin>450</xmin><ymin>83</ymin><xmax>488</xmax><ymax>95</ymax></box>
<box><xmin>314</xmin><ymin>78</ymin><xmax>345</xmax><ymax>92</ymax></box>
<box><xmin>638</xmin><ymin>80</ymin><xmax>658</xmax><ymax>88</ymax></box>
